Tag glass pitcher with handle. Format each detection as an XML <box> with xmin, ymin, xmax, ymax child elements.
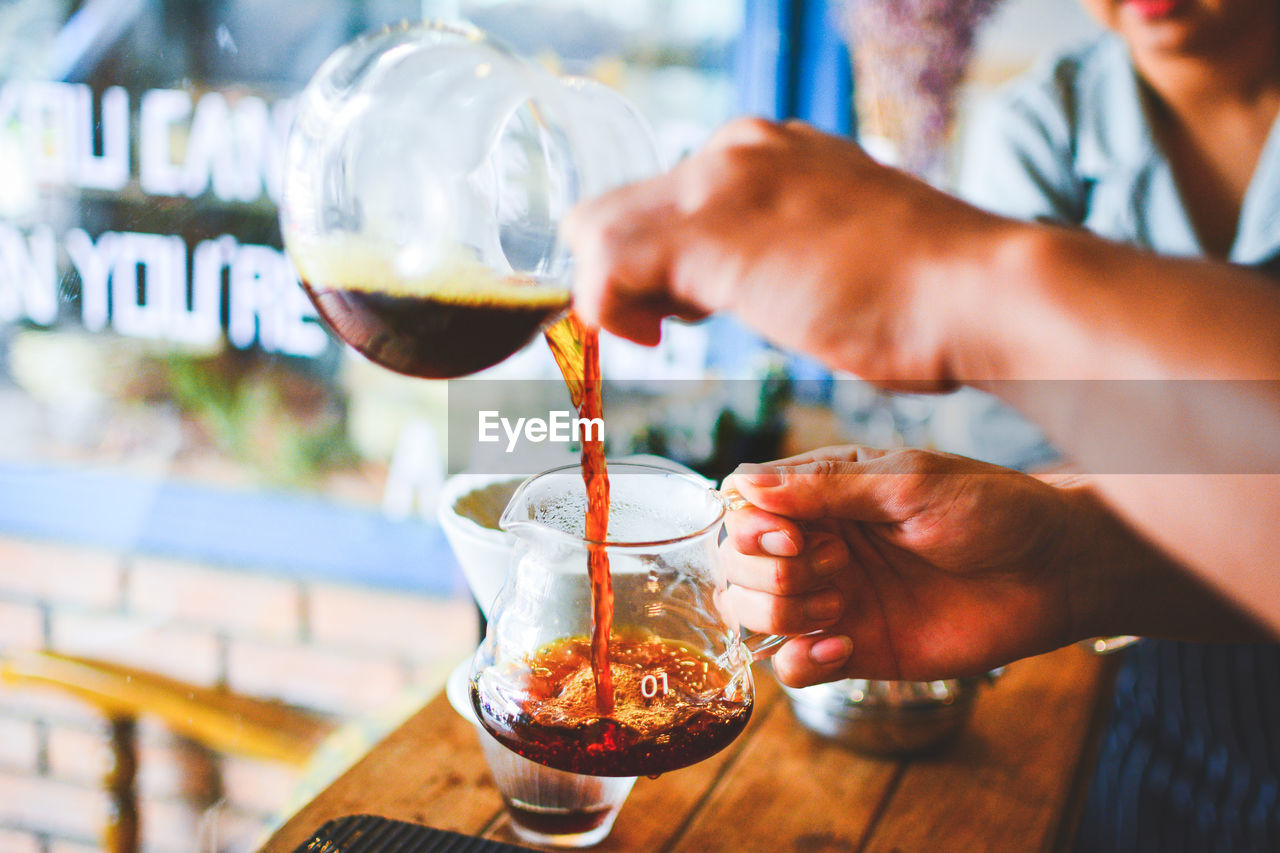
<box><xmin>281</xmin><ymin>19</ymin><xmax>661</xmax><ymax>378</ymax></box>
<box><xmin>469</xmin><ymin>461</ymin><xmax>786</xmax><ymax>777</ymax></box>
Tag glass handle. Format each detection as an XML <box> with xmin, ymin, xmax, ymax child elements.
<box><xmin>741</xmin><ymin>630</ymin><xmax>791</xmax><ymax>662</ymax></box>
<box><xmin>1082</xmin><ymin>635</ymin><xmax>1140</xmax><ymax>655</ymax></box>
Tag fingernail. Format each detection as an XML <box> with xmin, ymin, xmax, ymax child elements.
<box><xmin>809</xmin><ymin>635</ymin><xmax>853</xmax><ymax>665</ymax></box>
<box><xmin>760</xmin><ymin>530</ymin><xmax>799</xmax><ymax>557</ymax></box>
<box><xmin>805</xmin><ymin>589</ymin><xmax>843</xmax><ymax>623</ymax></box>
<box><xmin>735</xmin><ymin>464</ymin><xmax>783</xmax><ymax>487</ymax></box>
<box><xmin>811</xmin><ymin>541</ymin><xmax>847</xmax><ymax>575</ymax></box>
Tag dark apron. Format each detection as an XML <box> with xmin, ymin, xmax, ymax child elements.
<box><xmin>1078</xmin><ymin>257</ymin><xmax>1280</xmax><ymax>852</ymax></box>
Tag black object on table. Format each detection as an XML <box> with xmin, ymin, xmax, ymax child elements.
<box><xmin>294</xmin><ymin>814</ymin><xmax>532</xmax><ymax>853</ymax></box>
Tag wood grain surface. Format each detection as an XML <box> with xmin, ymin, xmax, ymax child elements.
<box><xmin>264</xmin><ymin>645</ymin><xmax>1115</xmax><ymax>853</ymax></box>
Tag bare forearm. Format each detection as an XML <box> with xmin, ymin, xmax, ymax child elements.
<box><xmin>968</xmin><ymin>224</ymin><xmax>1280</xmax><ymax>630</ymax></box>
<box><xmin>969</xmin><ymin>223</ymin><xmax>1280</xmax><ymax>381</ymax></box>
<box><xmin>1057</xmin><ymin>479</ymin><xmax>1275</xmax><ymax>642</ymax></box>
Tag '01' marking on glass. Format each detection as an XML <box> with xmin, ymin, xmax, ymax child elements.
<box><xmin>640</xmin><ymin>671</ymin><xmax>669</xmax><ymax>699</ymax></box>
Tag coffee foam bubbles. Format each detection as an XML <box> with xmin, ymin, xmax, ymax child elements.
<box><xmin>287</xmin><ymin>232</ymin><xmax>570</xmax><ymax>306</ymax></box>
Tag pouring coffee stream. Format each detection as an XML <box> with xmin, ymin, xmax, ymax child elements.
<box><xmin>541</xmin><ymin>312</ymin><xmax>615</xmax><ymax>715</ymax></box>
<box><xmin>541</xmin><ymin>318</ymin><xmax>771</xmax><ymax>718</ymax></box>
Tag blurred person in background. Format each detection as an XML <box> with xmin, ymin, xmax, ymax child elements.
<box><xmin>565</xmin><ymin>0</ymin><xmax>1280</xmax><ymax>848</ymax></box>
<box><xmin>957</xmin><ymin>0</ymin><xmax>1280</xmax><ymax>848</ymax></box>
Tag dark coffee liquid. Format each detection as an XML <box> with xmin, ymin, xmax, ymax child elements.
<box><xmin>301</xmin><ymin>281</ymin><xmax>569</xmax><ymax>379</ymax></box>
<box><xmin>472</xmin><ymin>634</ymin><xmax>752</xmax><ymax>777</ymax></box>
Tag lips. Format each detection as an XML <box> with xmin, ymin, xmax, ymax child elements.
<box><xmin>1125</xmin><ymin>0</ymin><xmax>1182</xmax><ymax>20</ymax></box>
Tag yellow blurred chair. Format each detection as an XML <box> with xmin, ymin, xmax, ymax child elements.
<box><xmin>0</xmin><ymin>650</ymin><xmax>335</xmax><ymax>853</ymax></box>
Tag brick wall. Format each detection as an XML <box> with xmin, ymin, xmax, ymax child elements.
<box><xmin>0</xmin><ymin>536</ymin><xmax>478</xmax><ymax>852</ymax></box>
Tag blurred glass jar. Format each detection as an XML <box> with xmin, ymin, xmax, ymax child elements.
<box><xmin>782</xmin><ymin>673</ymin><xmax>1000</xmax><ymax>756</ymax></box>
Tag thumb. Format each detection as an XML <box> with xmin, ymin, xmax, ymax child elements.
<box><xmin>728</xmin><ymin>448</ymin><xmax>925</xmax><ymax>523</ymax></box>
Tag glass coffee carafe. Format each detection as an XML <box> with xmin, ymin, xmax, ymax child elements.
<box><xmin>280</xmin><ymin>19</ymin><xmax>661</xmax><ymax>378</ymax></box>
<box><xmin>470</xmin><ymin>462</ymin><xmax>785</xmax><ymax>777</ymax></box>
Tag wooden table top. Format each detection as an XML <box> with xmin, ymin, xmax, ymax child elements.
<box><xmin>263</xmin><ymin>645</ymin><xmax>1115</xmax><ymax>853</ymax></box>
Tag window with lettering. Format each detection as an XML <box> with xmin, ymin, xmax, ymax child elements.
<box><xmin>0</xmin><ymin>3</ymin><xmax>749</xmax><ymax>849</ymax></box>
<box><xmin>0</xmin><ymin>0</ymin><xmax>746</xmax><ymax>543</ymax></box>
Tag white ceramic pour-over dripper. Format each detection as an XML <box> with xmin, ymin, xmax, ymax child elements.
<box><xmin>437</xmin><ymin>472</ymin><xmax>524</xmax><ymax>619</ymax></box>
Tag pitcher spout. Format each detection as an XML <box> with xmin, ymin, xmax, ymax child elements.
<box><xmin>497</xmin><ymin>473</ymin><xmax>542</xmax><ymax>539</ymax></box>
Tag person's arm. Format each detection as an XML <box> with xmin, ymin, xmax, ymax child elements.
<box><xmin>566</xmin><ymin>118</ymin><xmax>1280</xmax><ymax>631</ymax></box>
<box><xmin>964</xmin><ymin>224</ymin><xmax>1280</xmax><ymax>629</ymax></box>
<box><xmin>1035</xmin><ymin>472</ymin><xmax>1272</xmax><ymax>645</ymax></box>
